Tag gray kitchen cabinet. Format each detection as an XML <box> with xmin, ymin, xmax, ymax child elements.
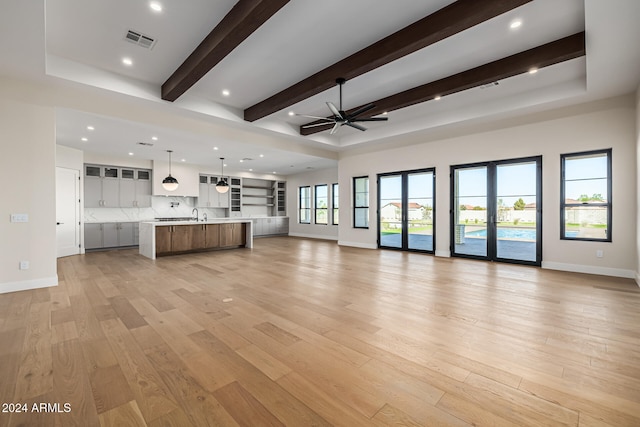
<box><xmin>120</xmin><ymin>168</ymin><xmax>152</xmax><ymax>208</ymax></box>
<box><xmin>84</xmin><ymin>223</ymin><xmax>103</xmax><ymax>249</ymax></box>
<box><xmin>198</xmin><ymin>175</ymin><xmax>230</xmax><ymax>208</ymax></box>
<box><xmin>117</xmin><ymin>222</ymin><xmax>136</xmax><ymax>246</ymax></box>
<box><xmin>252</xmin><ymin>217</ymin><xmax>289</xmax><ymax>237</ymax></box>
<box><xmin>84</xmin><ymin>165</ymin><xmax>119</xmax><ymax>207</ymax></box>
<box><xmin>102</xmin><ymin>223</ymin><xmax>119</xmax><ymax>247</ymax></box>
<box><xmin>86</xmin><ymin>164</ymin><xmax>151</xmax><ymax>208</ymax></box>
<box><xmin>84</xmin><ymin>222</ymin><xmax>139</xmax><ymax>250</ymax></box>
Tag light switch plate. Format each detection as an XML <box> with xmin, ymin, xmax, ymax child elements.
<box><xmin>11</xmin><ymin>213</ymin><xmax>29</xmax><ymax>223</ymax></box>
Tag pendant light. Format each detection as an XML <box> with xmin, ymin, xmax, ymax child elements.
<box><xmin>216</xmin><ymin>157</ymin><xmax>229</xmax><ymax>193</ymax></box>
<box><xmin>162</xmin><ymin>150</ymin><xmax>179</xmax><ymax>191</ymax></box>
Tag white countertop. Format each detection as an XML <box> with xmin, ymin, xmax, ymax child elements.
<box><xmin>141</xmin><ymin>219</ymin><xmax>253</xmax><ymax>226</ymax></box>
<box><xmin>86</xmin><ymin>216</ymin><xmax>288</xmax><ymax>225</ymax></box>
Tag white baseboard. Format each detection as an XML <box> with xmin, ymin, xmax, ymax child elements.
<box><xmin>635</xmin><ymin>272</ymin><xmax>640</xmax><ymax>287</ymax></box>
<box><xmin>337</xmin><ymin>240</ymin><xmax>377</xmax><ymax>249</ymax></box>
<box><xmin>435</xmin><ymin>250</ymin><xmax>451</xmax><ymax>258</ymax></box>
<box><xmin>0</xmin><ymin>276</ymin><xmax>58</xmax><ymax>295</ymax></box>
<box><xmin>288</xmin><ymin>232</ymin><xmax>338</xmax><ymax>241</ymax></box>
<box><xmin>542</xmin><ymin>262</ymin><xmax>635</xmax><ymax>279</ymax></box>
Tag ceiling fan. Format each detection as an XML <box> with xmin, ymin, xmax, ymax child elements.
<box><xmin>298</xmin><ymin>78</ymin><xmax>388</xmax><ymax>134</ymax></box>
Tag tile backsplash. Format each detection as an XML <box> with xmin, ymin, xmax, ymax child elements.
<box><xmin>84</xmin><ymin>196</ymin><xmax>227</xmax><ymax>223</ymax></box>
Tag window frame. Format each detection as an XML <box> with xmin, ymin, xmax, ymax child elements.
<box><xmin>332</xmin><ymin>183</ymin><xmax>339</xmax><ymax>225</ymax></box>
<box><xmin>314</xmin><ymin>184</ymin><xmax>328</xmax><ymax>225</ymax></box>
<box><xmin>299</xmin><ymin>186</ymin><xmax>311</xmax><ymax>224</ymax></box>
<box><xmin>353</xmin><ymin>176</ymin><xmax>369</xmax><ymax>229</ymax></box>
<box><xmin>560</xmin><ymin>148</ymin><xmax>612</xmax><ymax>242</ymax></box>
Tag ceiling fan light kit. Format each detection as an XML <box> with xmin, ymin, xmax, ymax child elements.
<box><xmin>162</xmin><ymin>150</ymin><xmax>179</xmax><ymax>191</ymax></box>
<box><xmin>299</xmin><ymin>77</ymin><xmax>388</xmax><ymax>135</ymax></box>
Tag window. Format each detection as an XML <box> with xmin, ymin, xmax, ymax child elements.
<box><xmin>332</xmin><ymin>183</ymin><xmax>339</xmax><ymax>225</ymax></box>
<box><xmin>299</xmin><ymin>186</ymin><xmax>311</xmax><ymax>224</ymax></box>
<box><xmin>315</xmin><ymin>184</ymin><xmax>328</xmax><ymax>224</ymax></box>
<box><xmin>353</xmin><ymin>176</ymin><xmax>369</xmax><ymax>228</ymax></box>
<box><xmin>561</xmin><ymin>149</ymin><xmax>612</xmax><ymax>241</ymax></box>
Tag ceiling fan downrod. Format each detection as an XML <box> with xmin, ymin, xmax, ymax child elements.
<box><xmin>336</xmin><ymin>77</ymin><xmax>346</xmax><ymax>112</ymax></box>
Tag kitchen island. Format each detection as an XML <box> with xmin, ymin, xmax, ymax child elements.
<box><xmin>139</xmin><ymin>219</ymin><xmax>253</xmax><ymax>259</ymax></box>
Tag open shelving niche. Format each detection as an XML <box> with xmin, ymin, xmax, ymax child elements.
<box><xmin>241</xmin><ymin>178</ymin><xmax>285</xmax><ymax>217</ymax></box>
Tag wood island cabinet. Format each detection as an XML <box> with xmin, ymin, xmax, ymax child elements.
<box><xmin>220</xmin><ymin>223</ymin><xmax>246</xmax><ymax>247</ymax></box>
<box><xmin>154</xmin><ymin>223</ymin><xmax>246</xmax><ymax>256</ymax></box>
<box><xmin>155</xmin><ymin>226</ymin><xmax>172</xmax><ymax>255</ymax></box>
<box><xmin>205</xmin><ymin>224</ymin><xmax>220</xmax><ymax>248</ymax></box>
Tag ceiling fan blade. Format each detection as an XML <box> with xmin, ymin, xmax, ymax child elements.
<box><xmin>302</xmin><ymin>121</ymin><xmax>335</xmax><ymax>128</ymax></box>
<box><xmin>296</xmin><ymin>114</ymin><xmax>332</xmax><ymax>120</ymax></box>
<box><xmin>348</xmin><ymin>103</ymin><xmax>375</xmax><ymax>119</ymax></box>
<box><xmin>352</xmin><ymin>117</ymin><xmax>388</xmax><ymax>122</ymax></box>
<box><xmin>329</xmin><ymin>122</ymin><xmax>341</xmax><ymax>135</ymax></box>
<box><xmin>346</xmin><ymin>122</ymin><xmax>367</xmax><ymax>131</ymax></box>
<box><xmin>326</xmin><ymin>102</ymin><xmax>343</xmax><ymax>120</ymax></box>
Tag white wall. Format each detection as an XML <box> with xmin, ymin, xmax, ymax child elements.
<box><xmin>0</xmin><ymin>95</ymin><xmax>58</xmax><ymax>293</ymax></box>
<box><xmin>339</xmin><ymin>95</ymin><xmax>637</xmax><ymax>278</ymax></box>
<box><xmin>287</xmin><ymin>168</ymin><xmax>339</xmax><ymax>240</ymax></box>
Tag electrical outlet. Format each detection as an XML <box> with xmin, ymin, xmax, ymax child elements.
<box><xmin>596</xmin><ymin>250</ymin><xmax>603</xmax><ymax>258</ymax></box>
<box><xmin>19</xmin><ymin>260</ymin><xmax>29</xmax><ymax>270</ymax></box>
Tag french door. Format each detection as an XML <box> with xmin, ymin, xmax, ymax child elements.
<box><xmin>451</xmin><ymin>156</ymin><xmax>541</xmax><ymax>265</ymax></box>
<box><xmin>378</xmin><ymin>168</ymin><xmax>435</xmax><ymax>253</ymax></box>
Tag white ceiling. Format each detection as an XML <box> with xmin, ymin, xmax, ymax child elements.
<box><xmin>3</xmin><ymin>0</ymin><xmax>640</xmax><ymax>175</ymax></box>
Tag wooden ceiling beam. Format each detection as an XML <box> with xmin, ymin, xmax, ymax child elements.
<box><xmin>244</xmin><ymin>0</ymin><xmax>532</xmax><ymax>122</ymax></box>
<box><xmin>300</xmin><ymin>32</ymin><xmax>586</xmax><ymax>135</ymax></box>
<box><xmin>161</xmin><ymin>0</ymin><xmax>289</xmax><ymax>102</ymax></box>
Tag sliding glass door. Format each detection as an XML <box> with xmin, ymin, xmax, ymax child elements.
<box><xmin>451</xmin><ymin>157</ymin><xmax>541</xmax><ymax>265</ymax></box>
<box><xmin>378</xmin><ymin>169</ymin><xmax>435</xmax><ymax>253</ymax></box>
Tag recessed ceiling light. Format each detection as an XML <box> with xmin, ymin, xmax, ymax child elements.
<box><xmin>122</xmin><ymin>57</ymin><xmax>133</xmax><ymax>66</ymax></box>
<box><xmin>434</xmin><ymin>96</ymin><xmax>441</xmax><ymax>101</ymax></box>
<box><xmin>222</xmin><ymin>89</ymin><xmax>230</xmax><ymax>97</ymax></box>
<box><xmin>529</xmin><ymin>68</ymin><xmax>538</xmax><ymax>74</ymax></box>
<box><xmin>149</xmin><ymin>2</ymin><xmax>162</xmax><ymax>12</ymax></box>
<box><xmin>249</xmin><ymin>169</ymin><xmax>253</xmax><ymax>172</ymax></box>
<box><xmin>272</xmin><ymin>171</ymin><xmax>277</xmax><ymax>174</ymax></box>
<box><xmin>510</xmin><ymin>20</ymin><xmax>522</xmax><ymax>29</ymax></box>
<box><xmin>181</xmin><ymin>159</ymin><xmax>186</xmax><ymax>162</ymax></box>
<box><xmin>151</xmin><ymin>136</ymin><xmax>158</xmax><ymax>141</ymax></box>
<box><xmin>223</xmin><ymin>163</ymin><xmax>227</xmax><ymax>167</ymax></box>
<box><xmin>213</xmin><ymin>146</ymin><xmax>219</xmax><ymax>150</ymax></box>
<box><xmin>81</xmin><ymin>137</ymin><xmax>88</xmax><ymax>142</ymax></box>
<box><xmin>382</xmin><ymin>111</ymin><xmax>388</xmax><ymax>115</ymax></box>
<box><xmin>239</xmin><ymin>159</ymin><xmax>244</xmax><ymax>163</ymax></box>
<box><xmin>288</xmin><ymin>111</ymin><xmax>294</xmax><ymax>116</ymax></box>
<box><xmin>259</xmin><ymin>154</ymin><xmax>264</xmax><ymax>158</ymax></box>
<box><xmin>87</xmin><ymin>126</ymin><xmax>94</xmax><ymax>131</ymax></box>
<box><xmin>128</xmin><ymin>152</ymin><xmax>134</xmax><ymax>156</ymax></box>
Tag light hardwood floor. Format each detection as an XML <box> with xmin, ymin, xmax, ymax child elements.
<box><xmin>1</xmin><ymin>237</ymin><xmax>640</xmax><ymax>426</ymax></box>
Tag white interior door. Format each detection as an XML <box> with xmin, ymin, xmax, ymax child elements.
<box><xmin>56</xmin><ymin>167</ymin><xmax>80</xmax><ymax>257</ymax></box>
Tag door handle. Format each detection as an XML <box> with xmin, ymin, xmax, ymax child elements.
<box><xmin>56</xmin><ymin>222</ymin><xmax>64</xmax><ymax>225</ymax></box>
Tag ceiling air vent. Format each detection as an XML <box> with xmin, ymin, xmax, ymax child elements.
<box><xmin>137</xmin><ymin>142</ymin><xmax>154</xmax><ymax>146</ymax></box>
<box><xmin>125</xmin><ymin>29</ymin><xmax>157</xmax><ymax>49</ymax></box>
<box><xmin>480</xmin><ymin>81</ymin><xmax>499</xmax><ymax>89</ymax></box>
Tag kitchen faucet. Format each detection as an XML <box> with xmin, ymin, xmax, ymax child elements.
<box><xmin>192</xmin><ymin>208</ymin><xmax>198</xmax><ymax>221</ymax></box>
<box><xmin>203</xmin><ymin>212</ymin><xmax>208</xmax><ymax>222</ymax></box>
